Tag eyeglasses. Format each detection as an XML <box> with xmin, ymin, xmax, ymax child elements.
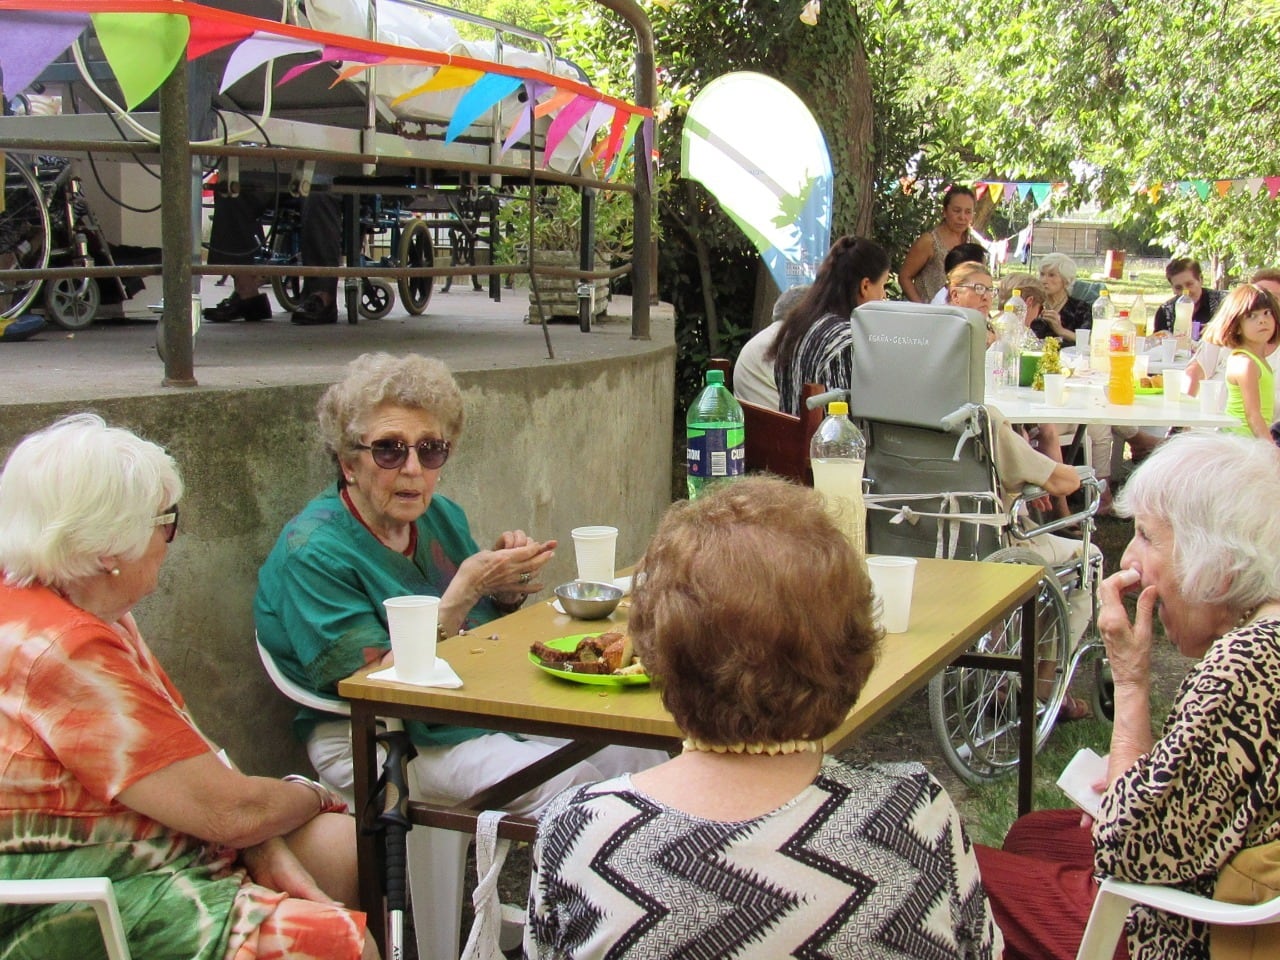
<box><xmin>153</xmin><ymin>504</ymin><xmax>179</xmax><ymax>543</ymax></box>
<box><xmin>958</xmin><ymin>283</ymin><xmax>995</xmax><ymax>296</ymax></box>
<box><xmin>353</xmin><ymin>438</ymin><xmax>452</xmax><ymax>470</ymax></box>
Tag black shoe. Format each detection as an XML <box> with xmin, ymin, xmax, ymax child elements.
<box><xmin>203</xmin><ymin>292</ymin><xmax>271</xmax><ymax>323</ymax></box>
<box><xmin>291</xmin><ymin>294</ymin><xmax>338</xmax><ymax>326</ymax></box>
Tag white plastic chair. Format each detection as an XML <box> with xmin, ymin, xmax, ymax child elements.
<box><xmin>0</xmin><ymin>876</ymin><xmax>132</xmax><ymax>960</ymax></box>
<box><xmin>255</xmin><ymin>637</ymin><xmax>470</xmax><ymax>960</ymax></box>
<box><xmin>1076</xmin><ymin>876</ymin><xmax>1280</xmax><ymax>959</ymax></box>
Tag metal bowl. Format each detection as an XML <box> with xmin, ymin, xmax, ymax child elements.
<box><xmin>555</xmin><ymin>580</ymin><xmax>624</xmax><ymax>620</ymax></box>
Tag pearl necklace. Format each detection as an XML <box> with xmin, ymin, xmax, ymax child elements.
<box><xmin>1238</xmin><ymin>605</ymin><xmax>1260</xmax><ymax>628</ymax></box>
<box><xmin>681</xmin><ymin>737</ymin><xmax>825</xmax><ymax>756</ymax></box>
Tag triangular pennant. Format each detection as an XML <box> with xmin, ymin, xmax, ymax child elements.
<box><xmin>1192</xmin><ymin>179</ymin><xmax>1211</xmax><ymax>201</ymax></box>
<box><xmin>446</xmin><ymin>72</ymin><xmax>522</xmax><ymax>143</ymax></box>
<box><xmin>500</xmin><ymin>81</ymin><xmax>549</xmax><ymax>155</ymax></box>
<box><xmin>605</xmin><ymin>113</ymin><xmax>643</xmax><ymax>179</ymax></box>
<box><xmin>574</xmin><ymin>100</ymin><xmax>616</xmax><ymax>168</ymax></box>
<box><xmin>1052</xmin><ymin>183</ymin><xmax>1068</xmax><ymax>194</ymax></box>
<box><xmin>988</xmin><ymin>183</ymin><xmax>1006</xmax><ymax>204</ymax></box>
<box><xmin>221</xmin><ymin>33</ymin><xmax>323</xmax><ymax>93</ymax></box>
<box><xmin>542</xmin><ymin>93</ymin><xmax>596</xmax><ymax>165</ymax></box>
<box><xmin>1215</xmin><ymin>180</ymin><xmax>1234</xmax><ymax>197</ymax></box>
<box><xmin>634</xmin><ymin>116</ymin><xmax>655</xmax><ymax>191</ymax></box>
<box><xmin>92</xmin><ymin>12</ymin><xmax>189</xmax><ymax>110</ymax></box>
<box><xmin>333</xmin><ymin>56</ymin><xmax>417</xmax><ymax>85</ymax></box>
<box><xmin>1267</xmin><ymin>176</ymin><xmax>1280</xmax><ymax>199</ymax></box>
<box><xmin>1177</xmin><ymin>181</ymin><xmax>1196</xmax><ymax>197</ymax></box>
<box><xmin>596</xmin><ymin>111</ymin><xmax>630</xmax><ymax>168</ymax></box>
<box><xmin>186</xmin><ymin>18</ymin><xmax>253</xmax><ymax>61</ymax></box>
<box><xmin>974</xmin><ymin>182</ymin><xmax>989</xmax><ymax>200</ymax></box>
<box><xmin>0</xmin><ymin>10</ymin><xmax>89</xmax><ymax>95</ymax></box>
<box><xmin>1029</xmin><ymin>183</ymin><xmax>1050</xmax><ymax>205</ymax></box>
<box><xmin>275</xmin><ymin>45</ymin><xmax>384</xmax><ymax>87</ymax></box>
<box><xmin>1147</xmin><ymin>183</ymin><xmax>1163</xmax><ymax>203</ymax></box>
<box><xmin>1019</xmin><ymin>183</ymin><xmax>1035</xmax><ymax>202</ymax></box>
<box><xmin>1246</xmin><ymin>177</ymin><xmax>1265</xmax><ymax>197</ymax></box>
<box><xmin>534</xmin><ymin>88</ymin><xmax>577</xmax><ymax>119</ymax></box>
<box><xmin>390</xmin><ymin>64</ymin><xmax>484</xmax><ymax>105</ymax></box>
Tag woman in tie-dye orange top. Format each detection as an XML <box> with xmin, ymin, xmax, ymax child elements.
<box><xmin>0</xmin><ymin>415</ymin><xmax>374</xmax><ymax>960</ymax></box>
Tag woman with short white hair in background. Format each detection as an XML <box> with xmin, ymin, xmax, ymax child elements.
<box><xmin>1038</xmin><ymin>253</ymin><xmax>1093</xmax><ymax>345</ymax></box>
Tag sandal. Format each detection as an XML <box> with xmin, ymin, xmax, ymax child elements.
<box><xmin>1058</xmin><ymin>694</ymin><xmax>1092</xmax><ymax>722</ymax></box>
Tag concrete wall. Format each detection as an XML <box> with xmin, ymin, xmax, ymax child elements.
<box><xmin>0</xmin><ymin>346</ymin><xmax>675</xmax><ymax>777</ymax></box>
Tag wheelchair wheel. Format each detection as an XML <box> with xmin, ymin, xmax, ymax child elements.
<box><xmin>0</xmin><ymin>154</ymin><xmax>52</xmax><ymax>320</ymax></box>
<box><xmin>358</xmin><ymin>278</ymin><xmax>395</xmax><ymax>320</ymax></box>
<box><xmin>397</xmin><ymin>219</ymin><xmax>433</xmax><ymax>315</ymax></box>
<box><xmin>928</xmin><ymin>546</ymin><xmax>1072</xmax><ymax>784</ymax></box>
<box><xmin>1092</xmin><ymin>657</ymin><xmax>1115</xmax><ymax>722</ymax></box>
<box><xmin>270</xmin><ymin>274</ymin><xmax>303</xmax><ymax>314</ymax></box>
<box><xmin>44</xmin><ymin>276</ymin><xmax>100</xmax><ymax>330</ymax></box>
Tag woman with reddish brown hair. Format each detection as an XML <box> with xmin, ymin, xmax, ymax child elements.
<box><xmin>526</xmin><ymin>477</ymin><xmax>1002</xmax><ymax>959</ymax></box>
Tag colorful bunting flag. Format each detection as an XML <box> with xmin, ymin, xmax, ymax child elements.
<box><xmin>445</xmin><ymin>72</ymin><xmax>522</xmax><ymax>143</ymax></box>
<box><xmin>0</xmin><ymin>10</ymin><xmax>88</xmax><ymax>94</ymax></box>
<box><xmin>92</xmin><ymin>11</ymin><xmax>188</xmax><ymax>109</ymax></box>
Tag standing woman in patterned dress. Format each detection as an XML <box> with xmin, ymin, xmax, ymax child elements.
<box><xmin>0</xmin><ymin>415</ymin><xmax>376</xmax><ymax>960</ymax></box>
<box><xmin>900</xmin><ymin>184</ymin><xmax>979</xmax><ymax>303</ymax></box>
<box><xmin>976</xmin><ymin>432</ymin><xmax>1280</xmax><ymax>960</ymax></box>
<box><xmin>526</xmin><ymin>477</ymin><xmax>1002</xmax><ymax>960</ymax></box>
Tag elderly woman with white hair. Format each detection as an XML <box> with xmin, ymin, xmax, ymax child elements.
<box><xmin>975</xmin><ymin>432</ymin><xmax>1280</xmax><ymax>959</ymax></box>
<box><xmin>0</xmin><ymin>415</ymin><xmax>376</xmax><ymax>960</ymax></box>
<box><xmin>1038</xmin><ymin>252</ymin><xmax>1093</xmax><ymax>345</ymax></box>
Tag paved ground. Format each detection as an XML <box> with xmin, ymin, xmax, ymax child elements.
<box><xmin>0</xmin><ymin>280</ymin><xmax>673</xmax><ymax>404</ymax></box>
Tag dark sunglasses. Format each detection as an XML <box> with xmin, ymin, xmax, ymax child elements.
<box><xmin>353</xmin><ymin>438</ymin><xmax>451</xmax><ymax>470</ymax></box>
<box><xmin>153</xmin><ymin>504</ymin><xmax>180</xmax><ymax>543</ymax></box>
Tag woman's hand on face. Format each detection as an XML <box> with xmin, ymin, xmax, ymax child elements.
<box><xmin>1098</xmin><ymin>567</ymin><xmax>1159</xmax><ymax>685</ymax></box>
<box><xmin>242</xmin><ymin>836</ymin><xmax>340</xmax><ymax>905</ymax></box>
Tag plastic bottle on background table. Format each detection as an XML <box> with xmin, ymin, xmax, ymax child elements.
<box><xmin>1090</xmin><ymin>286</ymin><xmax>1115</xmax><ymax>375</ymax></box>
<box><xmin>1173</xmin><ymin>289</ymin><xmax>1194</xmax><ymax>340</ymax></box>
<box><xmin>686</xmin><ymin>369</ymin><xmax>745</xmax><ymax>499</ymax></box>
<box><xmin>1109</xmin><ymin>310</ymin><xmax>1136</xmax><ymax>405</ymax></box>
<box><xmin>997</xmin><ymin>304</ymin><xmax>1022</xmax><ymax>393</ymax></box>
<box><xmin>1130</xmin><ymin>291</ymin><xmax>1148</xmax><ymax>338</ymax></box>
<box><xmin>810</xmin><ymin>401</ymin><xmax>867</xmax><ymax>560</ymax></box>
<box><xmin>1004</xmin><ymin>287</ymin><xmax>1028</xmax><ymax>328</ymax></box>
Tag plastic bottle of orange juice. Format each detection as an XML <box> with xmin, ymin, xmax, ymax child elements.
<box><xmin>1109</xmin><ymin>310</ymin><xmax>1136</xmax><ymax>405</ymax></box>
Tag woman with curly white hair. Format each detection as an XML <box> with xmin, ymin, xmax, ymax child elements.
<box><xmin>0</xmin><ymin>414</ymin><xmax>374</xmax><ymax>959</ymax></box>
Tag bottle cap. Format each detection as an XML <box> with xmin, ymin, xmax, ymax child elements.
<box><xmin>1118</xmin><ymin>309</ymin><xmax>1129</xmax><ymax>317</ymax></box>
<box><xmin>706</xmin><ymin>370</ymin><xmax>725</xmax><ymax>385</ymax></box>
<box><xmin>827</xmin><ymin>401</ymin><xmax>849</xmax><ymax>416</ymax></box>
<box><xmin>1012</xmin><ymin>288</ymin><xmax>1022</xmax><ymax>297</ymax></box>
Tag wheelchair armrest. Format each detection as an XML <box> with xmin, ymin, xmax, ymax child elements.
<box><xmin>1008</xmin><ymin>473</ymin><xmax>1105</xmax><ymax>541</ymax></box>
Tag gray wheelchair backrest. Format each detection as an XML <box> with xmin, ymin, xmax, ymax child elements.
<box><xmin>849</xmin><ymin>301</ymin><xmax>986</xmax><ymax>428</ymax></box>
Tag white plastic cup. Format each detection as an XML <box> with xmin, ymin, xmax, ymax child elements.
<box><xmin>1199</xmin><ymin>379</ymin><xmax>1226</xmax><ymax>415</ymax></box>
<box><xmin>1158</xmin><ymin>338</ymin><xmax>1178</xmax><ymax>364</ymax></box>
<box><xmin>1163</xmin><ymin>369</ymin><xmax>1185</xmax><ymax>405</ymax></box>
<box><xmin>571</xmin><ymin>525</ymin><xmax>618</xmax><ymax>582</ymax></box>
<box><xmin>383</xmin><ymin>595</ymin><xmax>439</xmax><ymax>682</ymax></box>
<box><xmin>1043</xmin><ymin>373</ymin><xmax>1067</xmax><ymax>407</ymax></box>
<box><xmin>1133</xmin><ymin>354</ymin><xmax>1150</xmax><ymax>379</ymax></box>
<box><xmin>866</xmin><ymin>556</ymin><xmax>918</xmax><ymax>634</ymax></box>
<box><xmin>1075</xmin><ymin>329</ymin><xmax>1090</xmax><ymax>356</ymax></box>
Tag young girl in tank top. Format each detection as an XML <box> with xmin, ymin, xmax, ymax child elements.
<box><xmin>1215</xmin><ymin>283</ymin><xmax>1280</xmax><ymax>439</ymax></box>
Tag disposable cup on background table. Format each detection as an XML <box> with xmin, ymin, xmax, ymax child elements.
<box><xmin>866</xmin><ymin>556</ymin><xmax>918</xmax><ymax>634</ymax></box>
<box><xmin>1158</xmin><ymin>338</ymin><xmax>1178</xmax><ymax>364</ymax></box>
<box><xmin>1163</xmin><ymin>369</ymin><xmax>1185</xmax><ymax>405</ymax></box>
<box><xmin>571</xmin><ymin>525</ymin><xmax>618</xmax><ymax>582</ymax></box>
<box><xmin>1075</xmin><ymin>330</ymin><xmax>1090</xmax><ymax>357</ymax></box>
<box><xmin>1199</xmin><ymin>379</ymin><xmax>1226</xmax><ymax>415</ymax></box>
<box><xmin>1133</xmin><ymin>354</ymin><xmax>1150</xmax><ymax>379</ymax></box>
<box><xmin>383</xmin><ymin>595</ymin><xmax>440</xmax><ymax>682</ymax></box>
<box><xmin>1043</xmin><ymin>373</ymin><xmax>1067</xmax><ymax>407</ymax></box>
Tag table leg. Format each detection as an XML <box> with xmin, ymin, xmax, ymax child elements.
<box><xmin>350</xmin><ymin>700</ymin><xmax>384</xmax><ymax>956</ymax></box>
<box><xmin>1017</xmin><ymin>590</ymin><xmax>1037</xmax><ymax>817</ymax></box>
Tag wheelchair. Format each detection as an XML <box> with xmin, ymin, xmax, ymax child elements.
<box><xmin>1</xmin><ymin>153</ymin><xmax>136</xmax><ymax>329</ymax></box>
<box><xmin>851</xmin><ymin>301</ymin><xmax>1108</xmax><ymax>785</ymax></box>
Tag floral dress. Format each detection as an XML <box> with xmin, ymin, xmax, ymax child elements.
<box><xmin>0</xmin><ymin>580</ymin><xmax>365</xmax><ymax>960</ymax></box>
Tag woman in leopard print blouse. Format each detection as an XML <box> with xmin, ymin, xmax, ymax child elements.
<box><xmin>975</xmin><ymin>431</ymin><xmax>1280</xmax><ymax>960</ymax></box>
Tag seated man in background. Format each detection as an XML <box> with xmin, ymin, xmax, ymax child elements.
<box><xmin>732</xmin><ymin>284</ymin><xmax>809</xmax><ymax>408</ymax></box>
<box><xmin>204</xmin><ymin>189</ymin><xmax>341</xmax><ymax>326</ymax></box>
<box><xmin>1152</xmin><ymin>256</ymin><xmax>1224</xmax><ymax>337</ymax></box>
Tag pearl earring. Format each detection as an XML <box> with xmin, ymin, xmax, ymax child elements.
<box><xmin>110</xmin><ymin>568</ymin><xmax>120</xmax><ymax>577</ymax></box>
